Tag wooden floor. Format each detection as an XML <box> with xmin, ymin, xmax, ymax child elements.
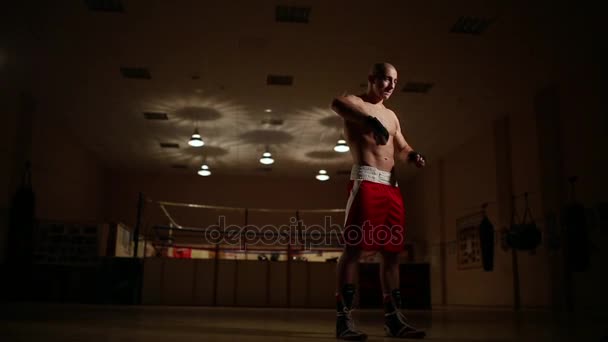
<box><xmin>1</xmin><ymin>303</ymin><xmax>605</xmax><ymax>341</ymax></box>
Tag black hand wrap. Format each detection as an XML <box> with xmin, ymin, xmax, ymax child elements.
<box><xmin>408</xmin><ymin>151</ymin><xmax>425</xmax><ymax>164</ymax></box>
<box><xmin>366</xmin><ymin>116</ymin><xmax>389</xmax><ymax>143</ymax></box>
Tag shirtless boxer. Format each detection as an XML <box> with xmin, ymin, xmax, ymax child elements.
<box><xmin>331</xmin><ymin>62</ymin><xmax>426</xmax><ymax>340</ymax></box>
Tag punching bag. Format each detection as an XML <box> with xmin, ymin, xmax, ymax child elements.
<box><xmin>506</xmin><ymin>193</ymin><xmax>542</xmax><ymax>251</ymax></box>
<box><xmin>479</xmin><ymin>215</ymin><xmax>495</xmax><ymax>271</ymax></box>
<box><xmin>506</xmin><ymin>222</ymin><xmax>542</xmax><ymax>251</ymax></box>
<box><xmin>8</xmin><ymin>162</ymin><xmax>36</xmax><ymax>264</ymax></box>
<box><xmin>561</xmin><ymin>177</ymin><xmax>589</xmax><ymax>272</ymax></box>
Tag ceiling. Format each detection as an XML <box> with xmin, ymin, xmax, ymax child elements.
<box><xmin>4</xmin><ymin>0</ymin><xmax>568</xmax><ymax>180</ymax></box>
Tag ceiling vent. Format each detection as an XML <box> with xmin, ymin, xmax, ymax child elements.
<box><xmin>120</xmin><ymin>67</ymin><xmax>151</xmax><ymax>79</ymax></box>
<box><xmin>85</xmin><ymin>0</ymin><xmax>124</xmax><ymax>12</ymax></box>
<box><xmin>402</xmin><ymin>82</ymin><xmax>434</xmax><ymax>94</ymax></box>
<box><xmin>160</xmin><ymin>143</ymin><xmax>180</xmax><ymax>149</ymax></box>
<box><xmin>144</xmin><ymin>112</ymin><xmax>168</xmax><ymax>120</ymax></box>
<box><xmin>261</xmin><ymin>118</ymin><xmax>284</xmax><ymax>126</ymax></box>
<box><xmin>267</xmin><ymin>75</ymin><xmax>293</xmax><ymax>86</ymax></box>
<box><xmin>450</xmin><ymin>16</ymin><xmax>493</xmax><ymax>35</ymax></box>
<box><xmin>275</xmin><ymin>6</ymin><xmax>311</xmax><ymax>23</ymax></box>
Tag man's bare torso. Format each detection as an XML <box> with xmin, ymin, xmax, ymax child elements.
<box><xmin>343</xmin><ymin>96</ymin><xmax>399</xmax><ymax>172</ymax></box>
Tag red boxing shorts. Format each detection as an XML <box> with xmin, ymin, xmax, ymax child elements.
<box><xmin>343</xmin><ymin>165</ymin><xmax>405</xmax><ymax>252</ymax></box>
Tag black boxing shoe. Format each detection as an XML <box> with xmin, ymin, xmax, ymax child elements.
<box><xmin>383</xmin><ymin>289</ymin><xmax>426</xmax><ymax>339</ymax></box>
<box><xmin>384</xmin><ymin>309</ymin><xmax>426</xmax><ymax>339</ymax></box>
<box><xmin>336</xmin><ymin>284</ymin><xmax>367</xmax><ymax>341</ymax></box>
<box><xmin>336</xmin><ymin>309</ymin><xmax>368</xmax><ymax>341</ymax></box>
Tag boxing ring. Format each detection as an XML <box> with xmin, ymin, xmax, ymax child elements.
<box><xmin>135</xmin><ymin>194</ymin><xmax>356</xmax><ymax>308</ymax></box>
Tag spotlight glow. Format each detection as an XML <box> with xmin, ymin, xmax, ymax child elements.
<box><xmin>315</xmin><ymin>169</ymin><xmax>330</xmax><ymax>181</ymax></box>
<box><xmin>197</xmin><ymin>164</ymin><xmax>211</xmax><ymax>176</ymax></box>
<box><xmin>188</xmin><ymin>130</ymin><xmax>204</xmax><ymax>147</ymax></box>
<box><xmin>333</xmin><ymin>139</ymin><xmax>349</xmax><ymax>152</ymax></box>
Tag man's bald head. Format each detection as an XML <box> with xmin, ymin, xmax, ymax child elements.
<box><xmin>369</xmin><ymin>62</ymin><xmax>397</xmax><ymax>78</ymax></box>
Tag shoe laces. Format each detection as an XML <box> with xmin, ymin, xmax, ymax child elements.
<box><xmin>338</xmin><ymin>308</ymin><xmax>362</xmax><ymax>333</ymax></box>
<box><xmin>385</xmin><ymin>309</ymin><xmax>411</xmax><ymax>327</ymax></box>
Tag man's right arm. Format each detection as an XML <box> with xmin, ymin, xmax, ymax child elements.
<box><xmin>331</xmin><ymin>95</ymin><xmax>389</xmax><ymax>145</ymax></box>
<box><xmin>331</xmin><ymin>95</ymin><xmax>368</xmax><ymax>125</ymax></box>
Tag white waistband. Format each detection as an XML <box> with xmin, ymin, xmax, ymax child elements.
<box><xmin>350</xmin><ymin>165</ymin><xmax>397</xmax><ymax>186</ymax></box>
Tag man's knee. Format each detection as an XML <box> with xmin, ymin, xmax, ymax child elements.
<box><xmin>342</xmin><ymin>246</ymin><xmax>363</xmax><ymax>261</ymax></box>
<box><xmin>381</xmin><ymin>251</ymin><xmax>400</xmax><ymax>264</ymax></box>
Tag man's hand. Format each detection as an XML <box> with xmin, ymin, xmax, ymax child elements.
<box><xmin>407</xmin><ymin>151</ymin><xmax>426</xmax><ymax>168</ymax></box>
<box><xmin>366</xmin><ymin>116</ymin><xmax>389</xmax><ymax>145</ymax></box>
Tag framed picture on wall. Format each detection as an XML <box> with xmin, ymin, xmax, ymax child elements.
<box><xmin>456</xmin><ymin>213</ymin><xmax>484</xmax><ymax>270</ymax></box>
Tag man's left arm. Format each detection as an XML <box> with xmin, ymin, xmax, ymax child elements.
<box><xmin>394</xmin><ymin>118</ymin><xmax>426</xmax><ymax>168</ymax></box>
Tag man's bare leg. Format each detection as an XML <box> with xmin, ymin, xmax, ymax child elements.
<box><xmin>335</xmin><ymin>246</ymin><xmax>367</xmax><ymax>341</ymax></box>
<box><xmin>380</xmin><ymin>251</ymin><xmax>400</xmax><ymax>294</ymax></box>
<box><xmin>336</xmin><ymin>246</ymin><xmax>361</xmax><ymax>291</ymax></box>
<box><xmin>380</xmin><ymin>251</ymin><xmax>426</xmax><ymax>339</ymax></box>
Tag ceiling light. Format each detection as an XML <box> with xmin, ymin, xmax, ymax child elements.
<box><xmin>198</xmin><ymin>164</ymin><xmax>211</xmax><ymax>176</ymax></box>
<box><xmin>260</xmin><ymin>149</ymin><xmax>274</xmax><ymax>165</ymax></box>
<box><xmin>188</xmin><ymin>128</ymin><xmax>204</xmax><ymax>147</ymax></box>
<box><xmin>333</xmin><ymin>138</ymin><xmax>349</xmax><ymax>153</ymax></box>
<box><xmin>264</xmin><ymin>108</ymin><xmax>272</xmax><ymax>113</ymax></box>
<box><xmin>316</xmin><ymin>169</ymin><xmax>330</xmax><ymax>181</ymax></box>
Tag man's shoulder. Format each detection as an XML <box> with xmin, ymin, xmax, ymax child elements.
<box><xmin>335</xmin><ymin>93</ymin><xmax>364</xmax><ymax>104</ymax></box>
<box><xmin>345</xmin><ymin>93</ymin><xmax>365</xmax><ymax>101</ymax></box>
<box><xmin>381</xmin><ymin>106</ymin><xmax>397</xmax><ymax>118</ymax></box>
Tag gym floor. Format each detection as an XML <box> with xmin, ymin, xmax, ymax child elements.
<box><xmin>1</xmin><ymin>303</ymin><xmax>605</xmax><ymax>341</ymax></box>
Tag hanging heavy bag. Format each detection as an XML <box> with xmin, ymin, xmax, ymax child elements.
<box><xmin>561</xmin><ymin>177</ymin><xmax>589</xmax><ymax>272</ymax></box>
<box><xmin>509</xmin><ymin>220</ymin><xmax>541</xmax><ymax>251</ymax></box>
<box><xmin>8</xmin><ymin>162</ymin><xmax>36</xmax><ymax>264</ymax></box>
<box><xmin>479</xmin><ymin>214</ymin><xmax>495</xmax><ymax>271</ymax></box>
<box><xmin>506</xmin><ymin>193</ymin><xmax>541</xmax><ymax>251</ymax></box>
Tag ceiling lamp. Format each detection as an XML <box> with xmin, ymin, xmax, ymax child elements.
<box><xmin>197</xmin><ymin>164</ymin><xmax>211</xmax><ymax>176</ymax></box>
<box><xmin>188</xmin><ymin>128</ymin><xmax>204</xmax><ymax>147</ymax></box>
<box><xmin>259</xmin><ymin>149</ymin><xmax>274</xmax><ymax>165</ymax></box>
<box><xmin>333</xmin><ymin>137</ymin><xmax>349</xmax><ymax>153</ymax></box>
<box><xmin>315</xmin><ymin>169</ymin><xmax>330</xmax><ymax>181</ymax></box>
